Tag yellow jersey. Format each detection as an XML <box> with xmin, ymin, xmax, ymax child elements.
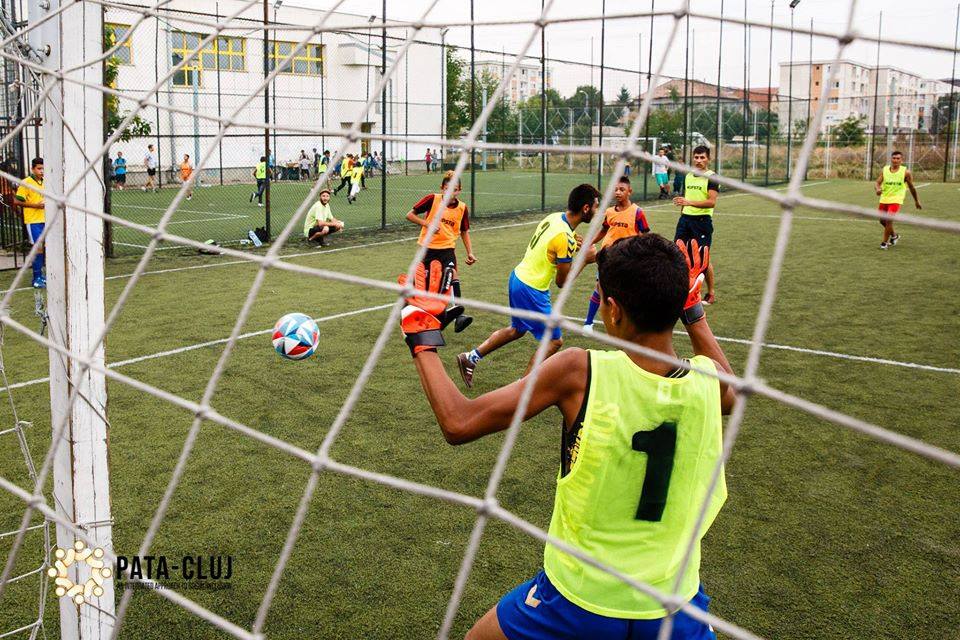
<box><xmin>545</xmin><ymin>351</ymin><xmax>725</xmax><ymax>619</ymax></box>
<box><xmin>513</xmin><ymin>212</ymin><xmax>577</xmax><ymax>291</ymax></box>
<box><xmin>879</xmin><ymin>165</ymin><xmax>907</xmax><ymax>205</ymax></box>
<box><xmin>15</xmin><ymin>175</ymin><xmax>44</xmax><ymax>225</ymax></box>
<box><xmin>350</xmin><ymin>165</ymin><xmax>364</xmax><ymax>184</ymax></box>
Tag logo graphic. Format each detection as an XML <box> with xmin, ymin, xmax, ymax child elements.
<box><xmin>47</xmin><ymin>540</ymin><xmax>112</xmax><ymax>605</ymax></box>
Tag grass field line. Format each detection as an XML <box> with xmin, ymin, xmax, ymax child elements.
<box><xmin>0</xmin><ymin>303</ymin><xmax>396</xmax><ymax>393</ymax></box>
<box><xmin>2</xmin><ymin>301</ymin><xmax>956</xmax><ymax>394</ymax></box>
<box><xmin>117</xmin><ymin>203</ymin><xmax>249</xmax><ymax>218</ymax></box>
<box><xmin>565</xmin><ymin>316</ymin><xmax>960</xmax><ymax>375</ymax></box>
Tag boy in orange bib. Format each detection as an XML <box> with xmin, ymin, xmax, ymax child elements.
<box><xmin>583</xmin><ymin>175</ymin><xmax>649</xmax><ymax>330</ymax></box>
<box><xmin>405</xmin><ymin>170</ymin><xmax>478</xmax><ymax>333</ymax></box>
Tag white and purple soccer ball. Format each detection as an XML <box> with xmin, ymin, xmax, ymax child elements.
<box><xmin>272</xmin><ymin>313</ymin><xmax>320</xmax><ymax>360</ymax></box>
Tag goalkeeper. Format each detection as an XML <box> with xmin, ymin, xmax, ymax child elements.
<box><xmin>399</xmin><ymin>234</ymin><xmax>736</xmax><ymax>640</ymax></box>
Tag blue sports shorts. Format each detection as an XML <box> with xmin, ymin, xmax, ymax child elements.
<box><xmin>496</xmin><ymin>569</ymin><xmax>716</xmax><ymax>640</ymax></box>
<box><xmin>656</xmin><ymin>173</ymin><xmax>669</xmax><ymax>186</ymax></box>
<box><xmin>508</xmin><ymin>271</ymin><xmax>561</xmax><ymax>341</ymax></box>
<box><xmin>26</xmin><ymin>222</ymin><xmax>44</xmax><ymax>245</ymax></box>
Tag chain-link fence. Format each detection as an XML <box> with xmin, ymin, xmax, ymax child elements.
<box><xmin>3</xmin><ymin>1</ymin><xmax>956</xmax><ymax>258</ymax></box>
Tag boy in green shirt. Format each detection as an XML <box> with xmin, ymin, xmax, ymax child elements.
<box><xmin>303</xmin><ymin>189</ymin><xmax>344</xmax><ymax>246</ymax></box>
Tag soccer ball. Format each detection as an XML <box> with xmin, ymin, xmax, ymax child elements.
<box><xmin>272</xmin><ymin>313</ymin><xmax>320</xmax><ymax>360</ymax></box>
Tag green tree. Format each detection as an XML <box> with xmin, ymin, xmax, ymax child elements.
<box><xmin>104</xmin><ymin>25</ymin><xmax>151</xmax><ymax>142</ymax></box>
<box><xmin>616</xmin><ymin>85</ymin><xmax>631</xmax><ymax>106</ymax></box>
<box><xmin>444</xmin><ymin>47</ymin><xmax>469</xmax><ymax>138</ymax></box>
<box><xmin>833</xmin><ymin>114</ymin><xmax>867</xmax><ymax>146</ymax></box>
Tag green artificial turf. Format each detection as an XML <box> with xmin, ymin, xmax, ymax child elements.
<box><xmin>0</xmin><ymin>179</ymin><xmax>957</xmax><ymax>639</ymax></box>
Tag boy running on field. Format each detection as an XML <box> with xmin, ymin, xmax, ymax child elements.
<box><xmin>457</xmin><ymin>184</ymin><xmax>599</xmax><ymax>387</ymax></box>
<box><xmin>399</xmin><ymin>233</ymin><xmax>734</xmax><ymax>640</ymax></box>
<box><xmin>406</xmin><ymin>170</ymin><xmax>477</xmax><ymax>333</ymax></box>
<box><xmin>334</xmin><ymin>154</ymin><xmax>353</xmax><ymax>196</ymax></box>
<box><xmin>673</xmin><ymin>145</ymin><xmax>719</xmax><ymax>305</ymax></box>
<box><xmin>583</xmin><ymin>175</ymin><xmax>649</xmax><ymax>330</ymax></box>
<box><xmin>347</xmin><ymin>160</ymin><xmax>364</xmax><ymax>203</ymax></box>
<box><xmin>875</xmin><ymin>150</ymin><xmax>921</xmax><ymax>249</ymax></box>
<box><xmin>13</xmin><ymin>158</ymin><xmax>45</xmax><ymax>289</ymax></box>
<box><xmin>179</xmin><ymin>154</ymin><xmax>194</xmax><ymax>200</ymax></box>
<box><xmin>250</xmin><ymin>156</ymin><xmax>267</xmax><ymax>206</ymax></box>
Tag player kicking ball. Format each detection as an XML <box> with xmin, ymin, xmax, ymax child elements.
<box><xmin>399</xmin><ymin>234</ymin><xmax>735</xmax><ymax>640</ymax></box>
<box><xmin>583</xmin><ymin>175</ymin><xmax>649</xmax><ymax>331</ymax></box>
<box><xmin>458</xmin><ymin>184</ymin><xmax>600</xmax><ymax>387</ymax></box>
<box><xmin>875</xmin><ymin>150</ymin><xmax>921</xmax><ymax>249</ymax></box>
<box><xmin>405</xmin><ymin>170</ymin><xmax>477</xmax><ymax>333</ymax></box>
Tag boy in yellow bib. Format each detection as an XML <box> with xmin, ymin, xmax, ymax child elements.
<box><xmin>874</xmin><ymin>150</ymin><xmax>921</xmax><ymax>250</ymax></box>
<box><xmin>398</xmin><ymin>233</ymin><xmax>736</xmax><ymax>640</ymax></box>
<box><xmin>13</xmin><ymin>158</ymin><xmax>46</xmax><ymax>289</ymax></box>
<box><xmin>457</xmin><ymin>184</ymin><xmax>600</xmax><ymax>386</ymax></box>
<box><xmin>673</xmin><ymin>145</ymin><xmax>719</xmax><ymax>305</ymax></box>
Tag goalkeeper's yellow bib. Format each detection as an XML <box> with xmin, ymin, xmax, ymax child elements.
<box><xmin>544</xmin><ymin>351</ymin><xmax>726</xmax><ymax>619</ymax></box>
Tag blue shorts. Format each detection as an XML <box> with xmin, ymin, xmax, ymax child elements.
<box><xmin>26</xmin><ymin>223</ymin><xmax>44</xmax><ymax>245</ymax></box>
<box><xmin>508</xmin><ymin>271</ymin><xmax>561</xmax><ymax>341</ymax></box>
<box><xmin>656</xmin><ymin>173</ymin><xmax>669</xmax><ymax>186</ymax></box>
<box><xmin>496</xmin><ymin>570</ymin><xmax>716</xmax><ymax>640</ymax></box>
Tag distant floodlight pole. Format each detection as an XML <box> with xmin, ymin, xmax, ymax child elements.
<box><xmin>262</xmin><ymin>0</ymin><xmax>271</xmax><ymax>237</ymax></box>
<box><xmin>470</xmin><ymin>0</ymin><xmax>475</xmax><ymax>214</ymax></box>
<box><xmin>440</xmin><ymin>27</ymin><xmax>448</xmax><ymax>141</ymax></box>
<box><xmin>806</xmin><ymin>17</ymin><xmax>812</xmax><ymax>180</ymax></box>
<box><xmin>541</xmin><ymin>0</ymin><xmax>546</xmax><ymax>209</ymax></box>
<box><xmin>715</xmin><ymin>0</ymin><xmax>724</xmax><ymax>171</ymax></box>
<box><xmin>786</xmin><ymin>0</ymin><xmax>798</xmax><ymax>180</ymax></box>
<box><xmin>944</xmin><ymin>5</ymin><xmax>959</xmax><ymax>182</ymax></box>
<box><xmin>43</xmin><ymin>0</ymin><xmax>115</xmax><ymax>636</ymax></box>
<box><xmin>381</xmin><ymin>0</ymin><xmax>387</xmax><ymax>229</ymax></box>
<box><xmin>764</xmin><ymin>0</ymin><xmax>773</xmax><ymax>185</ymax></box>
<box><xmin>644</xmin><ymin>0</ymin><xmax>653</xmax><ymax>200</ymax></box>
<box><xmin>868</xmin><ymin>11</ymin><xmax>882</xmax><ymax>181</ymax></box>
<box><xmin>597</xmin><ymin>0</ymin><xmax>605</xmax><ymax>187</ymax></box>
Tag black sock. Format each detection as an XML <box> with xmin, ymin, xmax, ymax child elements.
<box><xmin>452</xmin><ymin>280</ymin><xmax>462</xmax><ymax>299</ymax></box>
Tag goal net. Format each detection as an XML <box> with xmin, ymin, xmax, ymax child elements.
<box><xmin>0</xmin><ymin>0</ymin><xmax>958</xmax><ymax>638</ymax></box>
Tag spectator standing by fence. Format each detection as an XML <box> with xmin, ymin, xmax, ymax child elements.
<box><xmin>143</xmin><ymin>144</ymin><xmax>158</xmax><ymax>192</ymax></box>
<box><xmin>425</xmin><ymin>148</ymin><xmax>432</xmax><ymax>173</ymax></box>
<box><xmin>299</xmin><ymin>150</ymin><xmax>311</xmax><ymax>180</ymax></box>
<box><xmin>113</xmin><ymin>152</ymin><xmax>127</xmax><ymax>190</ymax></box>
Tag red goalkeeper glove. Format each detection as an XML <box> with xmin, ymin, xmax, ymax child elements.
<box><xmin>398</xmin><ymin>260</ymin><xmax>464</xmax><ymax>356</ymax></box>
<box><xmin>676</xmin><ymin>239</ymin><xmax>709</xmax><ymax>325</ymax></box>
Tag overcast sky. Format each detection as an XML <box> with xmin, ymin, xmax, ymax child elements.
<box><xmin>294</xmin><ymin>0</ymin><xmax>956</xmax><ymax>99</ymax></box>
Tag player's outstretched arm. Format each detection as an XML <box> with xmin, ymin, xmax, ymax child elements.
<box><xmin>684</xmin><ymin>318</ymin><xmax>737</xmax><ymax>415</ymax></box>
<box><xmin>412</xmin><ymin>348</ymin><xmax>585</xmax><ymax>445</ymax></box>
<box><xmin>676</xmin><ymin>239</ymin><xmax>736</xmax><ymax>414</ymax></box>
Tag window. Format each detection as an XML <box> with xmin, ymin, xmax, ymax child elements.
<box><xmin>833</xmin><ymin>81</ymin><xmax>840</xmax><ymax>88</ymax></box>
<box><xmin>828</xmin><ymin>97</ymin><xmax>838</xmax><ymax>104</ymax></box>
<box><xmin>269</xmin><ymin>41</ymin><xmax>324</xmax><ymax>76</ymax></box>
<box><xmin>171</xmin><ymin>31</ymin><xmax>246</xmax><ymax>87</ymax></box>
<box><xmin>106</xmin><ymin>23</ymin><xmax>133</xmax><ymax>65</ymax></box>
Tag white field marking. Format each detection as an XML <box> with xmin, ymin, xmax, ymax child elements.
<box><xmin>2</xmin><ymin>219</ymin><xmax>542</xmax><ymax>295</ymax></box>
<box><xmin>915</xmin><ymin>183</ymin><xmax>931</xmax><ymax>189</ymax></box>
<box><xmin>569</xmin><ymin>316</ymin><xmax>959</xmax><ymax>375</ymax></box>
<box><xmin>5</xmin><ymin>302</ymin><xmax>955</xmax><ymax>395</ymax></box>
<box><xmin>0</xmin><ymin>303</ymin><xmax>396</xmax><ymax>393</ymax></box>
<box><xmin>116</xmin><ymin>203</ymin><xmax>247</xmax><ymax>217</ymax></box>
<box><xmin>113</xmin><ymin>242</ymin><xmax>194</xmax><ymax>252</ymax></box>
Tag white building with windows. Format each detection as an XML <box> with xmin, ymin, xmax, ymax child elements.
<box><xmin>104</xmin><ymin>0</ymin><xmax>445</xmax><ymax>181</ymax></box>
<box><xmin>474</xmin><ymin>59</ymin><xmax>551</xmax><ymax>105</ymax></box>
<box><xmin>778</xmin><ymin>59</ymin><xmax>948</xmax><ymax>133</ymax></box>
